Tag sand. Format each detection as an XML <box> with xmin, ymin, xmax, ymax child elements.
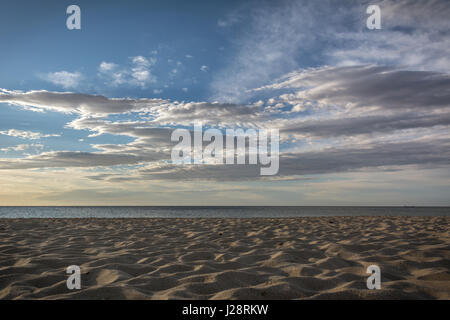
<box><xmin>0</xmin><ymin>216</ymin><xmax>449</xmax><ymax>300</ymax></box>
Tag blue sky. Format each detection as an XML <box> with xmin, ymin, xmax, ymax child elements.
<box><xmin>1</xmin><ymin>0</ymin><xmax>238</xmax><ymax>154</ymax></box>
<box><xmin>0</xmin><ymin>0</ymin><xmax>449</xmax><ymax>205</ymax></box>
<box><xmin>0</xmin><ymin>0</ymin><xmax>237</xmax><ymax>99</ymax></box>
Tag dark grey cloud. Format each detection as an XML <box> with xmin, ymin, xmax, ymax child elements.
<box><xmin>266</xmin><ymin>65</ymin><xmax>450</xmax><ymax>111</ymax></box>
<box><xmin>84</xmin><ymin>138</ymin><xmax>450</xmax><ymax>182</ymax></box>
<box><xmin>0</xmin><ymin>151</ymin><xmax>162</xmax><ymax>170</ymax></box>
<box><xmin>281</xmin><ymin>112</ymin><xmax>450</xmax><ymax>138</ymax></box>
<box><xmin>278</xmin><ymin>138</ymin><xmax>450</xmax><ymax>176</ymax></box>
<box><xmin>379</xmin><ymin>0</ymin><xmax>450</xmax><ymax>30</ymax></box>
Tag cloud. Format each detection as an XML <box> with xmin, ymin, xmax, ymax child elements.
<box><xmin>379</xmin><ymin>0</ymin><xmax>450</xmax><ymax>30</ymax></box>
<box><xmin>257</xmin><ymin>65</ymin><xmax>450</xmax><ymax>111</ymax></box>
<box><xmin>0</xmin><ymin>88</ymin><xmax>267</xmax><ymax>125</ymax></box>
<box><xmin>209</xmin><ymin>0</ymin><xmax>358</xmax><ymax>103</ymax></box>
<box><xmin>277</xmin><ymin>138</ymin><xmax>450</xmax><ymax>177</ymax></box>
<box><xmin>83</xmin><ymin>137</ymin><xmax>450</xmax><ymax>182</ymax></box>
<box><xmin>98</xmin><ymin>62</ymin><xmax>118</xmax><ymax>72</ymax></box>
<box><xmin>281</xmin><ymin>112</ymin><xmax>450</xmax><ymax>138</ymax></box>
<box><xmin>3</xmin><ymin>64</ymin><xmax>450</xmax><ymax>140</ymax></box>
<box><xmin>210</xmin><ymin>0</ymin><xmax>450</xmax><ymax>103</ymax></box>
<box><xmin>67</xmin><ymin>117</ymin><xmax>176</xmax><ymax>146</ymax></box>
<box><xmin>41</xmin><ymin>71</ymin><xmax>83</xmax><ymax>89</ymax></box>
<box><xmin>98</xmin><ymin>56</ymin><xmax>157</xmax><ymax>88</ymax></box>
<box><xmin>0</xmin><ymin>151</ymin><xmax>162</xmax><ymax>170</ymax></box>
<box><xmin>149</xmin><ymin>101</ymin><xmax>263</xmax><ymax>126</ymax></box>
<box><xmin>0</xmin><ymin>144</ymin><xmax>43</xmax><ymax>153</ymax></box>
<box><xmin>0</xmin><ymin>129</ymin><xmax>60</xmax><ymax>140</ymax></box>
<box><xmin>247</xmin><ymin>65</ymin><xmax>450</xmax><ymax>142</ymax></box>
<box><xmin>0</xmin><ymin>89</ymin><xmax>166</xmax><ymax>115</ymax></box>
<box><xmin>98</xmin><ymin>61</ymin><xmax>125</xmax><ymax>86</ymax></box>
<box><xmin>217</xmin><ymin>13</ymin><xmax>242</xmax><ymax>28</ymax></box>
<box><xmin>326</xmin><ymin>0</ymin><xmax>450</xmax><ymax>72</ymax></box>
<box><xmin>130</xmin><ymin>56</ymin><xmax>156</xmax><ymax>86</ymax></box>
<box><xmin>1</xmin><ymin>64</ymin><xmax>449</xmax><ymax>185</ymax></box>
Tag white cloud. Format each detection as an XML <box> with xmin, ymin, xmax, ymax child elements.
<box><xmin>0</xmin><ymin>144</ymin><xmax>42</xmax><ymax>153</ymax></box>
<box><xmin>130</xmin><ymin>56</ymin><xmax>156</xmax><ymax>87</ymax></box>
<box><xmin>41</xmin><ymin>71</ymin><xmax>83</xmax><ymax>89</ymax></box>
<box><xmin>98</xmin><ymin>62</ymin><xmax>118</xmax><ymax>72</ymax></box>
<box><xmin>132</xmin><ymin>56</ymin><xmax>150</xmax><ymax>66</ymax></box>
<box><xmin>97</xmin><ymin>56</ymin><xmax>157</xmax><ymax>88</ymax></box>
<box><xmin>0</xmin><ymin>143</ymin><xmax>44</xmax><ymax>154</ymax></box>
<box><xmin>0</xmin><ymin>129</ymin><xmax>60</xmax><ymax>140</ymax></box>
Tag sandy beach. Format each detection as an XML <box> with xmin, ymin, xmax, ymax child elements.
<box><xmin>0</xmin><ymin>216</ymin><xmax>449</xmax><ymax>300</ymax></box>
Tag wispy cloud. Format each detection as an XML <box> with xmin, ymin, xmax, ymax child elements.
<box><xmin>211</xmin><ymin>0</ymin><xmax>450</xmax><ymax>103</ymax></box>
<box><xmin>0</xmin><ymin>129</ymin><xmax>60</xmax><ymax>140</ymax></box>
<box><xmin>210</xmin><ymin>0</ymin><xmax>352</xmax><ymax>103</ymax></box>
<box><xmin>0</xmin><ymin>143</ymin><xmax>43</xmax><ymax>153</ymax></box>
<box><xmin>217</xmin><ymin>12</ymin><xmax>242</xmax><ymax>28</ymax></box>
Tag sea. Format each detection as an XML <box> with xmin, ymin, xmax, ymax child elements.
<box><xmin>0</xmin><ymin>206</ymin><xmax>449</xmax><ymax>218</ymax></box>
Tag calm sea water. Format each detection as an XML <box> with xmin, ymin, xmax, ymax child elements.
<box><xmin>0</xmin><ymin>207</ymin><xmax>448</xmax><ymax>218</ymax></box>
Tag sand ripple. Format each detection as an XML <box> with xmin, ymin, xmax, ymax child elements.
<box><xmin>0</xmin><ymin>216</ymin><xmax>449</xmax><ymax>299</ymax></box>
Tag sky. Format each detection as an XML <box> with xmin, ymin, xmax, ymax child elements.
<box><xmin>0</xmin><ymin>0</ymin><xmax>449</xmax><ymax>206</ymax></box>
